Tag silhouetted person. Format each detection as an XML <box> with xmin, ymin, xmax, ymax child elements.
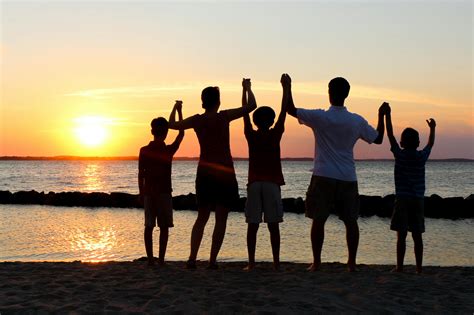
<box><xmin>169</xmin><ymin>83</ymin><xmax>257</xmax><ymax>269</ymax></box>
<box><xmin>282</xmin><ymin>73</ymin><xmax>388</xmax><ymax>272</ymax></box>
<box><xmin>386</xmin><ymin>105</ymin><xmax>436</xmax><ymax>274</ymax></box>
<box><xmin>138</xmin><ymin>101</ymin><xmax>184</xmax><ymax>266</ymax></box>
<box><xmin>242</xmin><ymin>77</ymin><xmax>287</xmax><ymax>271</ymax></box>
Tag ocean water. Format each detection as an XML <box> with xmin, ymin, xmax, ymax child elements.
<box><xmin>0</xmin><ymin>160</ymin><xmax>473</xmax><ymax>197</ymax></box>
<box><xmin>0</xmin><ymin>160</ymin><xmax>473</xmax><ymax>265</ymax></box>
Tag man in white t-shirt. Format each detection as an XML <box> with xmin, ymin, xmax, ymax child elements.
<box><xmin>281</xmin><ymin>74</ymin><xmax>388</xmax><ymax>272</ymax></box>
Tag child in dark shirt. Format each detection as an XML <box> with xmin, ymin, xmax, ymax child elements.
<box><xmin>138</xmin><ymin>101</ymin><xmax>184</xmax><ymax>266</ymax></box>
<box><xmin>242</xmin><ymin>76</ymin><xmax>287</xmax><ymax>271</ymax></box>
<box><xmin>385</xmin><ymin>104</ymin><xmax>436</xmax><ymax>273</ymax></box>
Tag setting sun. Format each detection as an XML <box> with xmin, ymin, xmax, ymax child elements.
<box><xmin>74</xmin><ymin>116</ymin><xmax>109</xmax><ymax>147</ymax></box>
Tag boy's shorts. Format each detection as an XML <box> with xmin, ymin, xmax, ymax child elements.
<box><xmin>390</xmin><ymin>197</ymin><xmax>425</xmax><ymax>233</ymax></box>
<box><xmin>305</xmin><ymin>176</ymin><xmax>359</xmax><ymax>222</ymax></box>
<box><xmin>245</xmin><ymin>181</ymin><xmax>283</xmax><ymax>224</ymax></box>
<box><xmin>144</xmin><ymin>193</ymin><xmax>174</xmax><ymax>228</ymax></box>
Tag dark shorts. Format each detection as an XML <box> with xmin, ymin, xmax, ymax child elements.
<box><xmin>195</xmin><ymin>166</ymin><xmax>239</xmax><ymax>209</ymax></box>
<box><xmin>390</xmin><ymin>197</ymin><xmax>425</xmax><ymax>233</ymax></box>
<box><xmin>305</xmin><ymin>175</ymin><xmax>360</xmax><ymax>222</ymax></box>
<box><xmin>144</xmin><ymin>193</ymin><xmax>174</xmax><ymax>228</ymax></box>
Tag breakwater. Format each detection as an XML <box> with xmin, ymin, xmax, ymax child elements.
<box><xmin>0</xmin><ymin>190</ymin><xmax>472</xmax><ymax>219</ymax></box>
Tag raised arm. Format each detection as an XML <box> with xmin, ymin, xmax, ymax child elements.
<box><xmin>274</xmin><ymin>74</ymin><xmax>288</xmax><ymax>132</ymax></box>
<box><xmin>242</xmin><ymin>79</ymin><xmax>253</xmax><ymax>135</ymax></box>
<box><xmin>385</xmin><ymin>104</ymin><xmax>398</xmax><ymax>148</ymax></box>
<box><xmin>168</xmin><ymin>100</ymin><xmax>196</xmax><ymax>130</ymax></box>
<box><xmin>373</xmin><ymin>102</ymin><xmax>388</xmax><ymax>144</ymax></box>
<box><xmin>425</xmin><ymin>118</ymin><xmax>436</xmax><ymax>149</ymax></box>
<box><xmin>281</xmin><ymin>74</ymin><xmax>297</xmax><ymax>118</ymax></box>
<box><xmin>169</xmin><ymin>102</ymin><xmax>185</xmax><ymax>154</ymax></box>
<box><xmin>224</xmin><ymin>78</ymin><xmax>257</xmax><ymax>122</ymax></box>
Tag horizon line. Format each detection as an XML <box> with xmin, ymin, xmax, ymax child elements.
<box><xmin>0</xmin><ymin>156</ymin><xmax>473</xmax><ymax>162</ymax></box>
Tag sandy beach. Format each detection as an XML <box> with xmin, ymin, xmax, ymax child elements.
<box><xmin>1</xmin><ymin>261</ymin><xmax>473</xmax><ymax>313</ymax></box>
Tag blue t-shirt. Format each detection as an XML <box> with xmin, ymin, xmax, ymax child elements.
<box><xmin>391</xmin><ymin>145</ymin><xmax>431</xmax><ymax>199</ymax></box>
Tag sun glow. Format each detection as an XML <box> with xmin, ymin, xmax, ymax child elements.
<box><xmin>74</xmin><ymin>116</ymin><xmax>109</xmax><ymax>147</ymax></box>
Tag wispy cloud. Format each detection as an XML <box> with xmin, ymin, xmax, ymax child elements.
<box><xmin>66</xmin><ymin>81</ymin><xmax>465</xmax><ymax>108</ymax></box>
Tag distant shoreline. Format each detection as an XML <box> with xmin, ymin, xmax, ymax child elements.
<box><xmin>1</xmin><ymin>156</ymin><xmax>473</xmax><ymax>162</ymax></box>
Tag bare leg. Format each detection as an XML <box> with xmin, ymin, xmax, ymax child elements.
<box><xmin>244</xmin><ymin>223</ymin><xmax>259</xmax><ymax>271</ymax></box>
<box><xmin>412</xmin><ymin>232</ymin><xmax>423</xmax><ymax>274</ymax></box>
<box><xmin>189</xmin><ymin>206</ymin><xmax>211</xmax><ymax>262</ymax></box>
<box><xmin>144</xmin><ymin>226</ymin><xmax>154</xmax><ymax>265</ymax></box>
<box><xmin>158</xmin><ymin>227</ymin><xmax>169</xmax><ymax>265</ymax></box>
<box><xmin>209</xmin><ymin>205</ymin><xmax>229</xmax><ymax>266</ymax></box>
<box><xmin>344</xmin><ymin>219</ymin><xmax>359</xmax><ymax>272</ymax></box>
<box><xmin>394</xmin><ymin>230</ymin><xmax>408</xmax><ymax>272</ymax></box>
<box><xmin>308</xmin><ymin>218</ymin><xmax>326</xmax><ymax>272</ymax></box>
<box><xmin>267</xmin><ymin>223</ymin><xmax>281</xmax><ymax>271</ymax></box>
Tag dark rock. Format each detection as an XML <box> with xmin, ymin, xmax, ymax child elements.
<box><xmin>110</xmin><ymin>192</ymin><xmax>138</xmax><ymax>208</ymax></box>
<box><xmin>379</xmin><ymin>194</ymin><xmax>395</xmax><ymax>218</ymax></box>
<box><xmin>359</xmin><ymin>195</ymin><xmax>383</xmax><ymax>217</ymax></box>
<box><xmin>293</xmin><ymin>197</ymin><xmax>305</xmax><ymax>214</ymax></box>
<box><xmin>12</xmin><ymin>190</ymin><xmax>44</xmax><ymax>205</ymax></box>
<box><xmin>425</xmin><ymin>194</ymin><xmax>444</xmax><ymax>218</ymax></box>
<box><xmin>0</xmin><ymin>190</ymin><xmax>13</xmax><ymax>203</ymax></box>
<box><xmin>172</xmin><ymin>193</ymin><xmax>197</xmax><ymax>210</ymax></box>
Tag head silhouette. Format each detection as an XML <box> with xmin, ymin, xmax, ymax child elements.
<box><xmin>400</xmin><ymin>127</ymin><xmax>420</xmax><ymax>149</ymax></box>
<box><xmin>328</xmin><ymin>77</ymin><xmax>350</xmax><ymax>106</ymax></box>
<box><xmin>201</xmin><ymin>86</ymin><xmax>220</xmax><ymax>110</ymax></box>
<box><xmin>151</xmin><ymin>117</ymin><xmax>169</xmax><ymax>140</ymax></box>
<box><xmin>252</xmin><ymin>106</ymin><xmax>275</xmax><ymax>130</ymax></box>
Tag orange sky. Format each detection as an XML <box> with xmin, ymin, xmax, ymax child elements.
<box><xmin>1</xmin><ymin>2</ymin><xmax>472</xmax><ymax>158</ymax></box>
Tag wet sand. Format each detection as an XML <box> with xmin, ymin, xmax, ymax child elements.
<box><xmin>1</xmin><ymin>261</ymin><xmax>473</xmax><ymax>313</ymax></box>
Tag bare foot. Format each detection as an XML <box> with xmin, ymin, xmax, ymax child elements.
<box><xmin>243</xmin><ymin>263</ymin><xmax>255</xmax><ymax>271</ymax></box>
<box><xmin>273</xmin><ymin>262</ymin><xmax>281</xmax><ymax>271</ymax></box>
<box><xmin>347</xmin><ymin>263</ymin><xmax>358</xmax><ymax>272</ymax></box>
<box><xmin>416</xmin><ymin>267</ymin><xmax>423</xmax><ymax>274</ymax></box>
<box><xmin>147</xmin><ymin>259</ymin><xmax>155</xmax><ymax>267</ymax></box>
<box><xmin>390</xmin><ymin>267</ymin><xmax>403</xmax><ymax>273</ymax></box>
<box><xmin>206</xmin><ymin>262</ymin><xmax>218</xmax><ymax>270</ymax></box>
<box><xmin>307</xmin><ymin>263</ymin><xmax>320</xmax><ymax>272</ymax></box>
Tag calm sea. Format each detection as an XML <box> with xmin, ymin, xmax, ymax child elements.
<box><xmin>0</xmin><ymin>160</ymin><xmax>473</xmax><ymax>265</ymax></box>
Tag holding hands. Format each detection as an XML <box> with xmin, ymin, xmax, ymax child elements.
<box><xmin>242</xmin><ymin>78</ymin><xmax>251</xmax><ymax>91</ymax></box>
<box><xmin>174</xmin><ymin>100</ymin><xmax>183</xmax><ymax>112</ymax></box>
<box><xmin>281</xmin><ymin>73</ymin><xmax>291</xmax><ymax>89</ymax></box>
<box><xmin>379</xmin><ymin>102</ymin><xmax>391</xmax><ymax>115</ymax></box>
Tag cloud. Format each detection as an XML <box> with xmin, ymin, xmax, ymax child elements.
<box><xmin>66</xmin><ymin>81</ymin><xmax>466</xmax><ymax>108</ymax></box>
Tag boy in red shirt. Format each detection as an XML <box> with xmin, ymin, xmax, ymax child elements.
<box><xmin>242</xmin><ymin>77</ymin><xmax>287</xmax><ymax>271</ymax></box>
<box><xmin>138</xmin><ymin>101</ymin><xmax>184</xmax><ymax>266</ymax></box>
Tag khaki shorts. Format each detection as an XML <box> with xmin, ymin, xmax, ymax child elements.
<box><xmin>245</xmin><ymin>181</ymin><xmax>283</xmax><ymax>224</ymax></box>
<box><xmin>144</xmin><ymin>193</ymin><xmax>174</xmax><ymax>228</ymax></box>
<box><xmin>305</xmin><ymin>176</ymin><xmax>359</xmax><ymax>222</ymax></box>
<box><xmin>390</xmin><ymin>197</ymin><xmax>425</xmax><ymax>233</ymax></box>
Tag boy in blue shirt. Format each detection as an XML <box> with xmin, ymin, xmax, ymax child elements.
<box><xmin>385</xmin><ymin>105</ymin><xmax>436</xmax><ymax>273</ymax></box>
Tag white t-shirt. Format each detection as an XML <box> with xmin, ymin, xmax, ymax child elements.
<box><xmin>297</xmin><ymin>106</ymin><xmax>379</xmax><ymax>182</ymax></box>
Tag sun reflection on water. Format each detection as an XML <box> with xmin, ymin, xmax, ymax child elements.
<box><xmin>82</xmin><ymin>163</ymin><xmax>103</xmax><ymax>191</ymax></box>
<box><xmin>69</xmin><ymin>227</ymin><xmax>118</xmax><ymax>262</ymax></box>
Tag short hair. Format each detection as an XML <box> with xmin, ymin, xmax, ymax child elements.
<box><xmin>151</xmin><ymin>117</ymin><xmax>168</xmax><ymax>137</ymax></box>
<box><xmin>252</xmin><ymin>106</ymin><xmax>276</xmax><ymax>129</ymax></box>
<box><xmin>328</xmin><ymin>77</ymin><xmax>350</xmax><ymax>101</ymax></box>
<box><xmin>400</xmin><ymin>127</ymin><xmax>420</xmax><ymax>149</ymax></box>
<box><xmin>201</xmin><ymin>86</ymin><xmax>220</xmax><ymax>110</ymax></box>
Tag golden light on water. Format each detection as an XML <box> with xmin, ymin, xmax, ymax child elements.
<box><xmin>82</xmin><ymin>163</ymin><xmax>103</xmax><ymax>191</ymax></box>
<box><xmin>70</xmin><ymin>227</ymin><xmax>118</xmax><ymax>262</ymax></box>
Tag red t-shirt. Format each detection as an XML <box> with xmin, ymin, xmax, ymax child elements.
<box><xmin>192</xmin><ymin>111</ymin><xmax>235</xmax><ymax>176</ymax></box>
<box><xmin>245</xmin><ymin>127</ymin><xmax>285</xmax><ymax>186</ymax></box>
<box><xmin>139</xmin><ymin>141</ymin><xmax>179</xmax><ymax>194</ymax></box>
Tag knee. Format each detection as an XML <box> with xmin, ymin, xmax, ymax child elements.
<box><xmin>267</xmin><ymin>223</ymin><xmax>279</xmax><ymax>233</ymax></box>
<box><xmin>145</xmin><ymin>226</ymin><xmax>154</xmax><ymax>233</ymax></box>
